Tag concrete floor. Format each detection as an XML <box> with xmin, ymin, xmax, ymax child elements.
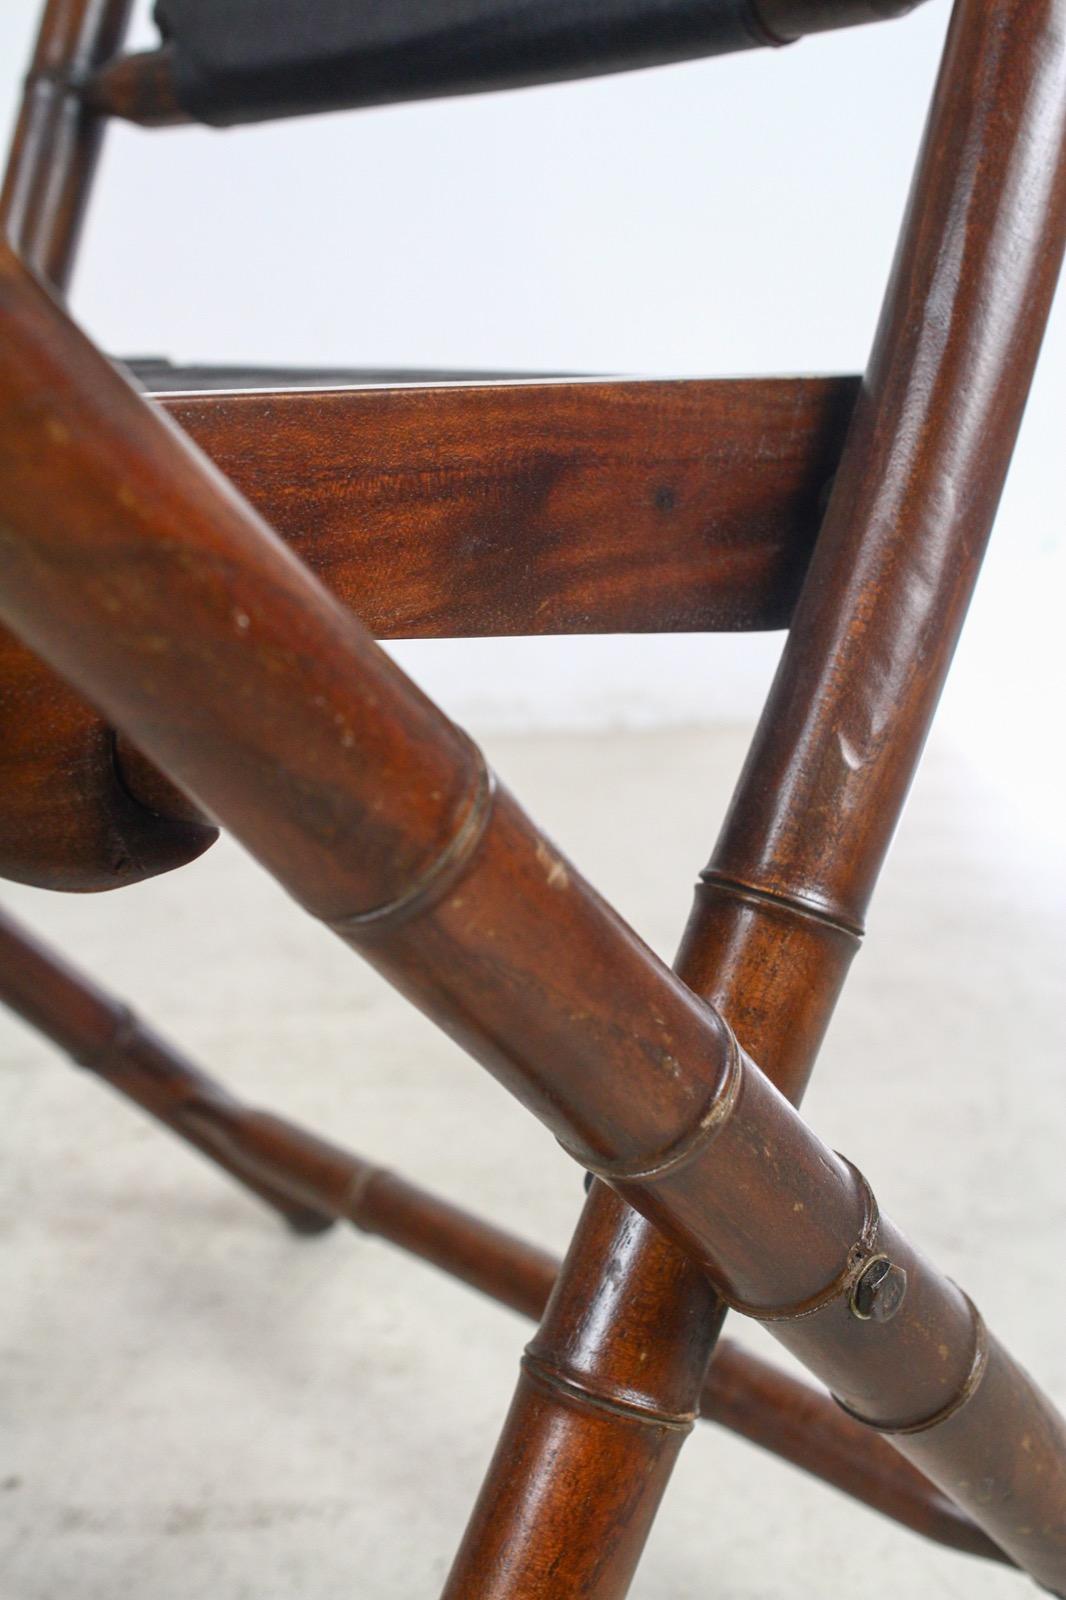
<box><xmin>1</xmin><ymin>724</ymin><xmax>1063</xmax><ymax>1599</ymax></box>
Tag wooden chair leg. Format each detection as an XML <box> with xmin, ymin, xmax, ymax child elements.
<box><xmin>2</xmin><ymin>1</ymin><xmax>1060</xmax><ymax>1593</ymax></box>
<box><xmin>0</xmin><ymin>898</ymin><xmax>1009</xmax><ymax>1566</ymax></box>
<box><xmin>0</xmin><ymin>902</ymin><xmax>333</xmax><ymax>1233</ymax></box>
<box><xmin>1</xmin><ymin>130</ymin><xmax>1064</xmax><ymax>1583</ymax></box>
<box><xmin>443</xmin><ymin>1178</ymin><xmax>723</xmax><ymax>1598</ymax></box>
<box><xmin>0</xmin><ymin>0</ymin><xmax>132</xmax><ymax>292</ymax></box>
<box><xmin>440</xmin><ymin>0</ymin><xmax>1066</xmax><ymax>1590</ymax></box>
<box><xmin>0</xmin><ymin>3</ymin><xmax>219</xmax><ymax>893</ymax></box>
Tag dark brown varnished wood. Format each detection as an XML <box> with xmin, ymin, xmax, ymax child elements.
<box><xmin>0</xmin><ymin>621</ymin><xmax>217</xmax><ymax>891</ymax></box>
<box><xmin>701</xmin><ymin>1338</ymin><xmax>1009</xmax><ymax>1567</ymax></box>
<box><xmin>0</xmin><ymin>903</ymin><xmax>331</xmax><ymax>1231</ymax></box>
<box><xmin>0</xmin><ymin>0</ymin><xmax>218</xmax><ymax>891</ymax></box>
<box><xmin>3</xmin><ymin>0</ymin><xmax>1063</xmax><ymax>1588</ymax></box>
<box><xmin>0</xmin><ymin>122</ymin><xmax>1063</xmax><ymax>1584</ymax></box>
<box><xmin>441</xmin><ymin>930</ymin><xmax>858</xmax><ymax>1592</ymax></box>
<box><xmin>0</xmin><ymin>0</ymin><xmax>132</xmax><ymax>293</ymax></box>
<box><xmin>446</xmin><ymin>0</ymin><xmax>1066</xmax><ymax>1590</ymax></box>
<box><xmin>81</xmin><ymin>41</ymin><xmax>185</xmax><ymax>127</ymax></box>
<box><xmin>0</xmin><ymin>370</ymin><xmax>856</xmax><ymax>892</ymax></box>
<box><xmin>444</xmin><ymin>1182</ymin><xmax>727</xmax><ymax>1600</ymax></box>
<box><xmin>0</xmin><ymin>898</ymin><xmax>1009</xmax><ymax>1568</ymax></box>
<box><xmin>162</xmin><ymin>375</ymin><xmax>855</xmax><ymax>640</ymax></box>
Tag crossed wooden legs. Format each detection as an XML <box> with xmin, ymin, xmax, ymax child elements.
<box><xmin>1</xmin><ymin>0</ymin><xmax>1065</xmax><ymax>1592</ymax></box>
<box><xmin>0</xmin><ymin>900</ymin><xmax>1014</xmax><ymax>1571</ymax></box>
<box><xmin>442</xmin><ymin>0</ymin><xmax>1066</xmax><ymax>1589</ymax></box>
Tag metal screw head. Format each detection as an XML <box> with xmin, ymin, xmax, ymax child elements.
<box><xmin>850</xmin><ymin>1255</ymin><xmax>908</xmax><ymax>1323</ymax></box>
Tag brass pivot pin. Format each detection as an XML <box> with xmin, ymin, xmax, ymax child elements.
<box><xmin>850</xmin><ymin>1255</ymin><xmax>908</xmax><ymax>1323</ymax></box>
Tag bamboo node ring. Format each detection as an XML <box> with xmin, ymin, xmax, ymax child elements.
<box><xmin>343</xmin><ymin>1160</ymin><xmax>388</xmax><ymax>1225</ymax></box>
<box><xmin>327</xmin><ymin>747</ymin><xmax>495</xmax><ymax>933</ymax></box>
<box><xmin>723</xmin><ymin>1157</ymin><xmax>881</xmax><ymax>1322</ymax></box>
<box><xmin>559</xmin><ymin>1023</ymin><xmax>743</xmax><ymax>1184</ymax></box>
<box><xmin>521</xmin><ymin>1351</ymin><xmax>697</xmax><ymax>1432</ymax></box>
<box><xmin>698</xmin><ymin>869</ymin><xmax>865</xmax><ymax>943</ymax></box>
<box><xmin>832</xmin><ymin>1295</ymin><xmax>990</xmax><ymax>1436</ymax></box>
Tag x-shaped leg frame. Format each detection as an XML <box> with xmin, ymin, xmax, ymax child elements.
<box><xmin>0</xmin><ymin>899</ymin><xmax>1007</xmax><ymax>1569</ymax></box>
<box><xmin>1</xmin><ymin>0</ymin><xmax>1065</xmax><ymax>1593</ymax></box>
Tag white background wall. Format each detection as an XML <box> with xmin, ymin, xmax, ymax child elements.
<box><xmin>2</xmin><ymin>0</ymin><xmax>1063</xmax><ymax>745</ymax></box>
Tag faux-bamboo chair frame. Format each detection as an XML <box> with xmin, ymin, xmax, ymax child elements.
<box><xmin>0</xmin><ymin>0</ymin><xmax>1063</xmax><ymax>1594</ymax></box>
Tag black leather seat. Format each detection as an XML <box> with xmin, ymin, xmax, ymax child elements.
<box><xmin>151</xmin><ymin>0</ymin><xmax>872</xmax><ymax>126</ymax></box>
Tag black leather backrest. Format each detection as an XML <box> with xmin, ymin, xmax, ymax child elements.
<box><xmin>153</xmin><ymin>0</ymin><xmax>779</xmax><ymax>126</ymax></box>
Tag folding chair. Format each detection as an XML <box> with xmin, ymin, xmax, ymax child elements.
<box><xmin>0</xmin><ymin>1</ymin><xmax>1063</xmax><ymax>1593</ymax></box>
